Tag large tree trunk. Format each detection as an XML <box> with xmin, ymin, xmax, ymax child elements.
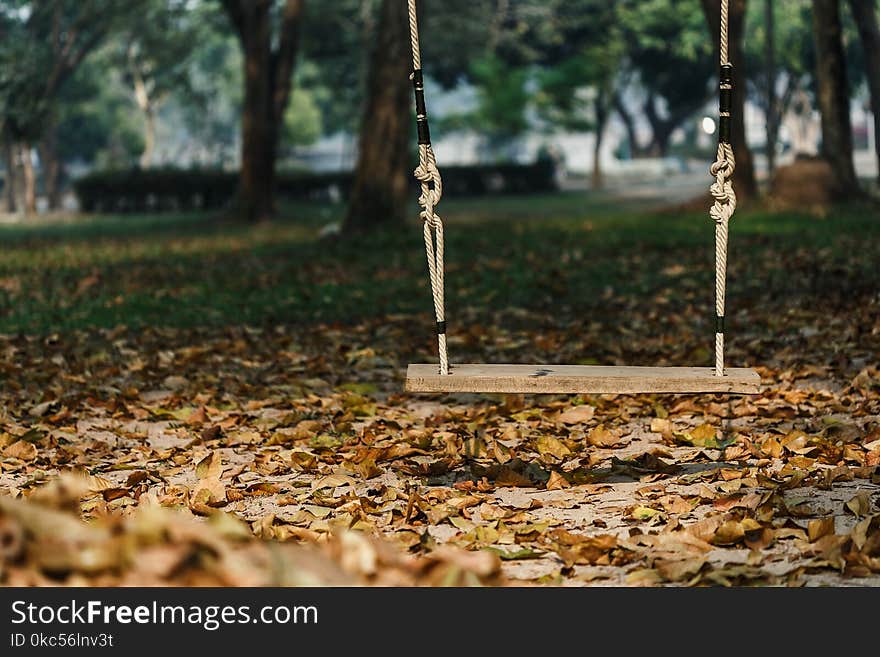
<box><xmin>39</xmin><ymin>131</ymin><xmax>63</xmax><ymax>211</ymax></box>
<box><xmin>764</xmin><ymin>0</ymin><xmax>778</xmax><ymax>177</ymax></box>
<box><xmin>223</xmin><ymin>0</ymin><xmax>304</xmax><ymax>223</ymax></box>
<box><xmin>343</xmin><ymin>0</ymin><xmax>411</xmax><ymax>232</ymax></box>
<box><xmin>848</xmin><ymin>0</ymin><xmax>880</xmax><ymax>184</ymax></box>
<box><xmin>701</xmin><ymin>0</ymin><xmax>758</xmax><ymax>200</ymax></box>
<box><xmin>813</xmin><ymin>0</ymin><xmax>860</xmax><ymax>196</ymax></box>
<box><xmin>239</xmin><ymin>4</ymin><xmax>274</xmax><ymax>222</ymax></box>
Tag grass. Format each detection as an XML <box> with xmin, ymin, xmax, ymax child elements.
<box><xmin>0</xmin><ymin>191</ymin><xmax>878</xmax><ymax>335</ymax></box>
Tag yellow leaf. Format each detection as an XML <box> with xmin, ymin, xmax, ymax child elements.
<box><xmin>546</xmin><ymin>471</ymin><xmax>571</xmax><ymax>490</ymax></box>
<box><xmin>808</xmin><ymin>517</ymin><xmax>835</xmax><ymax>542</ymax></box>
<box><xmin>649</xmin><ymin>418</ymin><xmax>673</xmax><ymax>439</ymax></box>
<box><xmin>761</xmin><ymin>437</ymin><xmax>783</xmax><ymax>458</ymax></box>
<box><xmin>630</xmin><ymin>506</ymin><xmax>662</xmax><ymax>520</ymax></box>
<box><xmin>3</xmin><ymin>440</ymin><xmax>37</xmax><ymax>461</ymax></box>
<box><xmin>536</xmin><ymin>436</ymin><xmax>571</xmax><ymax>460</ymax></box>
<box><xmin>845</xmin><ymin>491</ymin><xmax>871</xmax><ymax>517</ymax></box>
<box><xmin>195</xmin><ymin>451</ymin><xmax>222</xmax><ymax>481</ymax></box>
<box><xmin>587</xmin><ymin>425</ymin><xmax>617</xmax><ymax>447</ymax></box>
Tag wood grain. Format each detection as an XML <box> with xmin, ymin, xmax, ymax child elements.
<box><xmin>406</xmin><ymin>363</ymin><xmax>761</xmax><ymax>394</ymax></box>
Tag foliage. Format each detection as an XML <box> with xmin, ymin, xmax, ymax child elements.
<box><xmin>0</xmin><ymin>0</ymin><xmax>148</xmax><ymax>142</ymax></box>
<box><xmin>283</xmin><ymin>63</ymin><xmax>326</xmax><ymax>149</ymax></box>
<box><xmin>534</xmin><ymin>3</ymin><xmax>623</xmax><ymax>134</ymax></box>
<box><xmin>616</xmin><ymin>0</ymin><xmax>716</xmax><ymax>154</ymax></box>
<box><xmin>468</xmin><ymin>55</ymin><xmax>531</xmax><ymax>145</ymax></box>
<box><xmin>53</xmin><ymin>52</ymin><xmax>145</xmax><ymax>167</ymax></box>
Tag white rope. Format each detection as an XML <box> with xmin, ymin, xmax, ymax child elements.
<box><xmin>709</xmin><ymin>0</ymin><xmax>736</xmax><ymax>377</ymax></box>
<box><xmin>408</xmin><ymin>0</ymin><xmax>448</xmax><ymax>375</ymax></box>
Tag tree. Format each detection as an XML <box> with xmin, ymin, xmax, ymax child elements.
<box><xmin>0</xmin><ymin>1</ymin><xmax>141</xmax><ymax>213</ymax></box>
<box><xmin>220</xmin><ymin>0</ymin><xmax>305</xmax><ymax>223</ymax></box>
<box><xmin>535</xmin><ymin>3</ymin><xmax>622</xmax><ymax>188</ymax></box>
<box><xmin>847</xmin><ymin>0</ymin><xmax>880</xmax><ymax>184</ymax></box>
<box><xmin>343</xmin><ymin>0</ymin><xmax>411</xmax><ymax>232</ymax></box>
<box><xmin>700</xmin><ymin>0</ymin><xmax>757</xmax><ymax>200</ymax></box>
<box><xmin>469</xmin><ymin>55</ymin><xmax>531</xmax><ymax>159</ymax></box>
<box><xmin>744</xmin><ymin>1</ymin><xmax>813</xmax><ymax>174</ymax></box>
<box><xmin>118</xmin><ymin>0</ymin><xmax>203</xmax><ymax>169</ymax></box>
<box><xmin>617</xmin><ymin>0</ymin><xmax>716</xmax><ymax>158</ymax></box>
<box><xmin>812</xmin><ymin>0</ymin><xmax>860</xmax><ymax>196</ymax></box>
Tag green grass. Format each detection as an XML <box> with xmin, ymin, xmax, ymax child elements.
<box><xmin>1</xmin><ymin>192</ymin><xmax>878</xmax><ymax>335</ymax></box>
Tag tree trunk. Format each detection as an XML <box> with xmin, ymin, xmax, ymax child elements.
<box><xmin>765</xmin><ymin>0</ymin><xmax>778</xmax><ymax>177</ymax></box>
<box><xmin>223</xmin><ymin>0</ymin><xmax>304</xmax><ymax>223</ymax></box>
<box><xmin>592</xmin><ymin>99</ymin><xmax>608</xmax><ymax>190</ymax></box>
<box><xmin>613</xmin><ymin>92</ymin><xmax>642</xmax><ymax>159</ymax></box>
<box><xmin>701</xmin><ymin>0</ymin><xmax>758</xmax><ymax>200</ymax></box>
<box><xmin>130</xmin><ymin>52</ymin><xmax>157</xmax><ymax>170</ymax></box>
<box><xmin>39</xmin><ymin>131</ymin><xmax>63</xmax><ymax>211</ymax></box>
<box><xmin>19</xmin><ymin>143</ymin><xmax>37</xmax><ymax>215</ymax></box>
<box><xmin>1</xmin><ymin>137</ymin><xmax>15</xmax><ymax>213</ymax></box>
<box><xmin>343</xmin><ymin>0</ymin><xmax>411</xmax><ymax>232</ymax></box>
<box><xmin>239</xmin><ymin>3</ymin><xmax>274</xmax><ymax>222</ymax></box>
<box><xmin>812</xmin><ymin>0</ymin><xmax>860</xmax><ymax>196</ymax></box>
<box><xmin>140</xmin><ymin>108</ymin><xmax>156</xmax><ymax>169</ymax></box>
<box><xmin>847</xmin><ymin>0</ymin><xmax>880</xmax><ymax>184</ymax></box>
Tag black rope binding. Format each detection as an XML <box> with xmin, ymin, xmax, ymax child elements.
<box><xmin>719</xmin><ymin>64</ymin><xmax>733</xmax><ymax>145</ymax></box>
<box><xmin>412</xmin><ymin>69</ymin><xmax>431</xmax><ymax>145</ymax></box>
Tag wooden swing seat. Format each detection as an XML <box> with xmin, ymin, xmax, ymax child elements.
<box><xmin>405</xmin><ymin>363</ymin><xmax>761</xmax><ymax>395</ymax></box>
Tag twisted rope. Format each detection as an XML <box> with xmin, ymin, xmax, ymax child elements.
<box><xmin>408</xmin><ymin>0</ymin><xmax>448</xmax><ymax>375</ymax></box>
<box><xmin>709</xmin><ymin>0</ymin><xmax>736</xmax><ymax>377</ymax></box>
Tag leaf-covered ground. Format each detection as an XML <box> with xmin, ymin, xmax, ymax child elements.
<box><xmin>1</xmin><ymin>193</ymin><xmax>879</xmax><ymax>586</ymax></box>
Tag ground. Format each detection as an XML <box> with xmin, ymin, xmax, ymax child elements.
<box><xmin>1</xmin><ymin>190</ymin><xmax>879</xmax><ymax>586</ymax></box>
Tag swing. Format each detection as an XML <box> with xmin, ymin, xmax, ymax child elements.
<box><xmin>404</xmin><ymin>0</ymin><xmax>760</xmax><ymax>395</ymax></box>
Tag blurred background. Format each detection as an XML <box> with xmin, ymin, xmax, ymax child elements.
<box><xmin>0</xmin><ymin>0</ymin><xmax>877</xmax><ymax>225</ymax></box>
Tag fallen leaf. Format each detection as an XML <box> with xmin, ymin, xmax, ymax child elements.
<box><xmin>558</xmin><ymin>405</ymin><xmax>594</xmax><ymax>425</ymax></box>
<box><xmin>587</xmin><ymin>425</ymin><xmax>617</xmax><ymax>448</ymax></box>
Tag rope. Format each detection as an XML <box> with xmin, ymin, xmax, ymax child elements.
<box><xmin>408</xmin><ymin>0</ymin><xmax>448</xmax><ymax>375</ymax></box>
<box><xmin>709</xmin><ymin>0</ymin><xmax>736</xmax><ymax>377</ymax></box>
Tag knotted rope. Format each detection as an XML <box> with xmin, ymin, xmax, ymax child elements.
<box><xmin>408</xmin><ymin>0</ymin><xmax>448</xmax><ymax>375</ymax></box>
<box><xmin>709</xmin><ymin>0</ymin><xmax>737</xmax><ymax>377</ymax></box>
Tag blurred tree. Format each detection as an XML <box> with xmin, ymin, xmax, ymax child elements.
<box><xmin>220</xmin><ymin>0</ymin><xmax>305</xmax><ymax>222</ymax></box>
<box><xmin>0</xmin><ymin>0</ymin><xmax>143</xmax><ymax>213</ymax></box>
<box><xmin>55</xmin><ymin>54</ymin><xmax>144</xmax><ymax>167</ymax></box>
<box><xmin>745</xmin><ymin>1</ymin><xmax>813</xmax><ymax>175</ymax></box>
<box><xmin>343</xmin><ymin>0</ymin><xmax>410</xmax><ymax>232</ymax></box>
<box><xmin>812</xmin><ymin>0</ymin><xmax>860</xmax><ymax>196</ymax></box>
<box><xmin>847</xmin><ymin>0</ymin><xmax>880</xmax><ymax>183</ymax></box>
<box><xmin>701</xmin><ymin>0</ymin><xmax>757</xmax><ymax>200</ymax></box>
<box><xmin>299</xmin><ymin>0</ymin><xmax>376</xmax><ymax>140</ymax></box>
<box><xmin>174</xmin><ymin>27</ymin><xmax>242</xmax><ymax>165</ymax></box>
<box><xmin>37</xmin><ymin>52</ymin><xmax>143</xmax><ymax>208</ymax></box>
<box><xmin>535</xmin><ymin>3</ymin><xmax>622</xmax><ymax>187</ymax></box>
<box><xmin>469</xmin><ymin>55</ymin><xmax>531</xmax><ymax>159</ymax></box>
<box><xmin>282</xmin><ymin>80</ymin><xmax>323</xmax><ymax>151</ymax></box>
<box><xmin>117</xmin><ymin>0</ymin><xmax>204</xmax><ymax>169</ymax></box>
<box><xmin>617</xmin><ymin>0</ymin><xmax>715</xmax><ymax>158</ymax></box>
